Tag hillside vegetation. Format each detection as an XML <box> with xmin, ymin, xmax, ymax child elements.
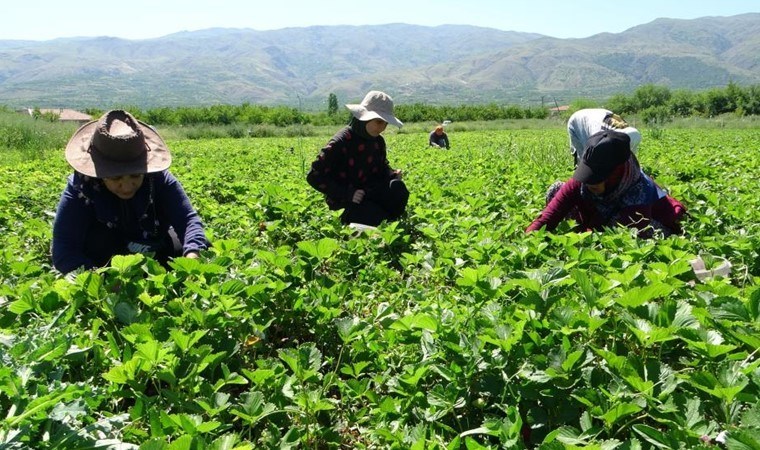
<box><xmin>0</xmin><ymin>14</ymin><xmax>759</xmax><ymax>108</ymax></box>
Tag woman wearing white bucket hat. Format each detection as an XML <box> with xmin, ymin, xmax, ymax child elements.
<box><xmin>307</xmin><ymin>91</ymin><xmax>409</xmax><ymax>226</ymax></box>
<box><xmin>52</xmin><ymin>110</ymin><xmax>209</xmax><ymax>274</ymax></box>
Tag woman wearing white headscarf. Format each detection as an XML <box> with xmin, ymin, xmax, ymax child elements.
<box><xmin>528</xmin><ymin>130</ymin><xmax>685</xmax><ymax>238</ymax></box>
<box><xmin>567</xmin><ymin>108</ymin><xmax>641</xmax><ymax>166</ymax></box>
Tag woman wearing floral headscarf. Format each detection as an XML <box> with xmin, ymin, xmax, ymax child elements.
<box><xmin>307</xmin><ymin>90</ymin><xmax>409</xmax><ymax>226</ymax></box>
<box><xmin>52</xmin><ymin>110</ymin><xmax>209</xmax><ymax>274</ymax></box>
<box><xmin>527</xmin><ymin>130</ymin><xmax>685</xmax><ymax>237</ymax></box>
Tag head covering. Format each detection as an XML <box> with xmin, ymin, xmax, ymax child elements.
<box><xmin>605</xmin><ymin>113</ymin><xmax>629</xmax><ymax>129</ymax></box>
<box><xmin>573</xmin><ymin>130</ymin><xmax>631</xmax><ymax>184</ymax></box>
<box><xmin>346</xmin><ymin>91</ymin><xmax>403</xmax><ymax>128</ymax></box>
<box><xmin>581</xmin><ymin>156</ymin><xmax>656</xmax><ymax>224</ymax></box>
<box><xmin>619</xmin><ymin>127</ymin><xmax>641</xmax><ymax>155</ymax></box>
<box><xmin>603</xmin><ymin>112</ymin><xmax>641</xmax><ymax>154</ymax></box>
<box><xmin>348</xmin><ymin>117</ymin><xmax>373</xmax><ymax>140</ymax></box>
<box><xmin>64</xmin><ymin>110</ymin><xmax>171</xmax><ymax>179</ymax></box>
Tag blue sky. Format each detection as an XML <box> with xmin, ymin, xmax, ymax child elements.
<box><xmin>2</xmin><ymin>0</ymin><xmax>758</xmax><ymax>41</ymax></box>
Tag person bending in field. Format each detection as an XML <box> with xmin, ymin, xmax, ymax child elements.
<box><xmin>429</xmin><ymin>125</ymin><xmax>450</xmax><ymax>149</ymax></box>
<box><xmin>52</xmin><ymin>110</ymin><xmax>209</xmax><ymax>274</ymax></box>
<box><xmin>307</xmin><ymin>90</ymin><xmax>409</xmax><ymax>227</ymax></box>
<box><xmin>567</xmin><ymin>108</ymin><xmax>641</xmax><ymax>166</ymax></box>
<box><xmin>526</xmin><ymin>130</ymin><xmax>686</xmax><ymax>238</ymax></box>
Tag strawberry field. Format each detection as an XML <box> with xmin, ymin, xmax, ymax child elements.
<box><xmin>1</xmin><ymin>127</ymin><xmax>759</xmax><ymax>449</ymax></box>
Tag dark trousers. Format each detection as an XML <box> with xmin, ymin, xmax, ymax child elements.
<box><xmin>84</xmin><ymin>221</ymin><xmax>183</xmax><ymax>268</ymax></box>
<box><xmin>341</xmin><ymin>179</ymin><xmax>409</xmax><ymax>227</ymax></box>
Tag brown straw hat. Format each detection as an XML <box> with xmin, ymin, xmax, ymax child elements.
<box><xmin>64</xmin><ymin>110</ymin><xmax>171</xmax><ymax>178</ymax></box>
<box><xmin>345</xmin><ymin>91</ymin><xmax>403</xmax><ymax>128</ymax></box>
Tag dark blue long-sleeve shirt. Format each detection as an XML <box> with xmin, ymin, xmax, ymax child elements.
<box><xmin>52</xmin><ymin>170</ymin><xmax>209</xmax><ymax>273</ymax></box>
<box><xmin>429</xmin><ymin>130</ymin><xmax>450</xmax><ymax>149</ymax></box>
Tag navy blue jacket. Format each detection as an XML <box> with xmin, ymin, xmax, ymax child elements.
<box><xmin>429</xmin><ymin>130</ymin><xmax>450</xmax><ymax>149</ymax></box>
<box><xmin>52</xmin><ymin>170</ymin><xmax>208</xmax><ymax>273</ymax></box>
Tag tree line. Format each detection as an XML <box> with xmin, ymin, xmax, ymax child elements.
<box><xmin>605</xmin><ymin>82</ymin><xmax>760</xmax><ymax>125</ymax></box>
<box><xmin>78</xmin><ymin>82</ymin><xmax>760</xmax><ymax>127</ymax></box>
<box><xmin>83</xmin><ymin>102</ymin><xmax>549</xmax><ymax>128</ymax></box>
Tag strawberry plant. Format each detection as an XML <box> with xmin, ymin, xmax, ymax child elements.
<box><xmin>1</xmin><ymin>128</ymin><xmax>759</xmax><ymax>448</ymax></box>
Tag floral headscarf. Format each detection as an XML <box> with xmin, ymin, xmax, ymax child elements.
<box><xmin>581</xmin><ymin>155</ymin><xmax>659</xmax><ymax>224</ymax></box>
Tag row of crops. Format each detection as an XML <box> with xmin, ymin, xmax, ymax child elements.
<box><xmin>1</xmin><ymin>128</ymin><xmax>759</xmax><ymax>448</ymax></box>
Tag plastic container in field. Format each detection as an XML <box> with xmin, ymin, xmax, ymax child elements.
<box><xmin>690</xmin><ymin>255</ymin><xmax>732</xmax><ymax>281</ymax></box>
<box><xmin>348</xmin><ymin>222</ymin><xmax>378</xmax><ymax>234</ymax></box>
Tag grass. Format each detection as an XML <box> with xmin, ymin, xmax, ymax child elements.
<box><xmin>0</xmin><ymin>108</ymin><xmax>78</xmax><ymax>165</ymax></box>
<box><xmin>2</xmin><ymin>105</ymin><xmax>758</xmax><ymax>166</ymax></box>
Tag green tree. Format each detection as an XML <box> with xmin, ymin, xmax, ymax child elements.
<box><xmin>632</xmin><ymin>84</ymin><xmax>672</xmax><ymax>111</ymax></box>
<box><xmin>640</xmin><ymin>105</ymin><xmax>672</xmax><ymax>126</ymax></box>
<box><xmin>700</xmin><ymin>88</ymin><xmax>733</xmax><ymax>117</ymax></box>
<box><xmin>567</xmin><ymin>98</ymin><xmax>600</xmax><ymax>117</ymax></box>
<box><xmin>669</xmin><ymin>89</ymin><xmax>697</xmax><ymax>117</ymax></box>
<box><xmin>327</xmin><ymin>93</ymin><xmax>338</xmax><ymax>116</ymax></box>
<box><xmin>725</xmin><ymin>81</ymin><xmax>747</xmax><ymax>116</ymax></box>
<box><xmin>605</xmin><ymin>94</ymin><xmax>635</xmax><ymax>115</ymax></box>
<box><xmin>743</xmin><ymin>84</ymin><xmax>760</xmax><ymax>115</ymax></box>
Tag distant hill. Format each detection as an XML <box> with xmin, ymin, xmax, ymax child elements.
<box><xmin>0</xmin><ymin>14</ymin><xmax>758</xmax><ymax>109</ymax></box>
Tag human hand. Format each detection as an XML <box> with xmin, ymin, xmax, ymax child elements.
<box><xmin>352</xmin><ymin>189</ymin><xmax>365</xmax><ymax>204</ymax></box>
<box><xmin>185</xmin><ymin>251</ymin><xmax>200</xmax><ymax>259</ymax></box>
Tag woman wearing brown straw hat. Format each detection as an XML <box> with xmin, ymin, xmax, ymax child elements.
<box><xmin>307</xmin><ymin>90</ymin><xmax>409</xmax><ymax>227</ymax></box>
<box><xmin>52</xmin><ymin>110</ymin><xmax>209</xmax><ymax>274</ymax></box>
<box><xmin>526</xmin><ymin>130</ymin><xmax>686</xmax><ymax>238</ymax></box>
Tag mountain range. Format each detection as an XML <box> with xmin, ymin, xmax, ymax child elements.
<box><xmin>0</xmin><ymin>13</ymin><xmax>758</xmax><ymax>110</ymax></box>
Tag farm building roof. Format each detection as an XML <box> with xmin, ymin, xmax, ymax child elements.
<box><xmin>24</xmin><ymin>108</ymin><xmax>92</xmax><ymax>122</ymax></box>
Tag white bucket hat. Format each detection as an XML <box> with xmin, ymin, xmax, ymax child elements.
<box><xmin>346</xmin><ymin>91</ymin><xmax>403</xmax><ymax>128</ymax></box>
